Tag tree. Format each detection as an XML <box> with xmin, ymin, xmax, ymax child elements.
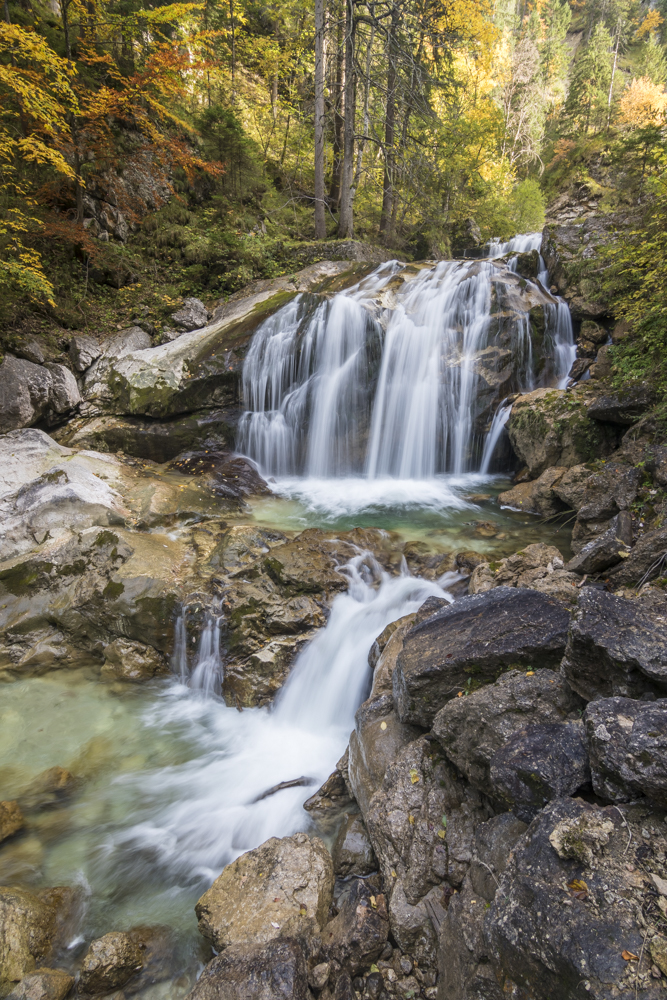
<box><xmin>565</xmin><ymin>22</ymin><xmax>613</xmax><ymax>132</ymax></box>
<box><xmin>313</xmin><ymin>0</ymin><xmax>326</xmax><ymax>237</ymax></box>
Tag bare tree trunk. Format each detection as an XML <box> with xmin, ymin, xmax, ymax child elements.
<box><xmin>3</xmin><ymin>0</ymin><xmax>10</xmax><ymax>23</ymax></box>
<box><xmin>337</xmin><ymin>0</ymin><xmax>355</xmax><ymax>238</ymax></box>
<box><xmin>329</xmin><ymin>4</ymin><xmax>344</xmax><ymax>205</ymax></box>
<box><xmin>271</xmin><ymin>74</ymin><xmax>278</xmax><ymax>121</ymax></box>
<box><xmin>353</xmin><ymin>22</ymin><xmax>374</xmax><ymax>190</ymax></box>
<box><xmin>60</xmin><ymin>0</ymin><xmax>71</xmax><ymax>61</ymax></box>
<box><xmin>379</xmin><ymin>4</ymin><xmax>399</xmax><ymax>241</ymax></box>
<box><xmin>230</xmin><ymin>0</ymin><xmax>236</xmax><ymax>101</ymax></box>
<box><xmin>314</xmin><ymin>0</ymin><xmax>326</xmax><ymax>238</ymax></box>
<box><xmin>607</xmin><ymin>20</ymin><xmax>620</xmax><ymax>125</ymax></box>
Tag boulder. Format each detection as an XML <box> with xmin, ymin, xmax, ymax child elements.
<box><xmin>78</xmin><ymin>932</ymin><xmax>143</xmax><ymax>994</ymax></box>
<box><xmin>620</xmin><ymin>415</ymin><xmax>667</xmax><ymax>488</ymax></box>
<box><xmin>566</xmin><ymin>510</ymin><xmax>633</xmax><ymax>574</ymax></box>
<box><xmin>487</xmin><ymin>797</ymin><xmax>662</xmax><ymax>999</ymax></box>
<box><xmin>43</xmin><ymin>365</ymin><xmax>80</xmax><ymax>416</ymax></box>
<box><xmin>0</xmin><ymin>801</ymin><xmax>24</xmax><ymax>843</ymax></box>
<box><xmin>14</xmin><ymin>337</ymin><xmax>45</xmax><ymax>366</ymax></box>
<box><xmin>431</xmin><ymin>669</ymin><xmax>583</xmax><ymax>792</ymax></box>
<box><xmin>0</xmin><ymin>356</ymin><xmax>52</xmax><ymax>433</ymax></box>
<box><xmin>562</xmin><ymin>462</ymin><xmax>641</xmax><ymax>554</ymax></box>
<box><xmin>584</xmin><ymin>697</ymin><xmax>667</xmax><ymax>806</ymax></box>
<box><xmin>303</xmin><ymin>755</ymin><xmax>355</xmax><ymax>834</ymax></box>
<box><xmin>210</xmin><ymin>525</ymin><xmax>288</xmax><ymax>573</ymax></box>
<box><xmin>607</xmin><ymin>526</ymin><xmax>667</xmax><ymax>587</ymax></box>
<box><xmin>184</xmin><ymin>938</ymin><xmax>310</xmax><ymax>1000</ymax></box>
<box><xmin>20</xmin><ymin>768</ymin><xmax>78</xmax><ymax>811</ymax></box>
<box><xmin>497</xmin><ymin>467</ymin><xmax>568</xmax><ymax>515</ymax></box>
<box><xmin>321</xmin><ymin>879</ymin><xmax>389</xmax><ymax>975</ymax></box>
<box><xmin>365</xmin><ymin>736</ymin><xmax>491</xmax><ymax>903</ymax></box>
<box><xmin>6</xmin><ymin>969</ymin><xmax>73</xmax><ymax>1000</ymax></box>
<box><xmin>488</xmin><ymin>721</ymin><xmax>590</xmax><ymax>822</ymax></box>
<box><xmin>468</xmin><ymin>543</ymin><xmax>580</xmax><ymax>604</ymax></box>
<box><xmin>507</xmin><ymin>388</ymin><xmax>619</xmax><ymax>478</ymax></box>
<box><xmin>0</xmin><ymin>888</ymin><xmax>57</xmax><ymax>993</ymax></box>
<box><xmin>394</xmin><ymin>588</ymin><xmax>571</xmax><ymax>727</ymax></box>
<box><xmin>171</xmin><ymin>298</ymin><xmax>209</xmax><ymax>331</ymax></box>
<box><xmin>587</xmin><ymin>384</ymin><xmax>657</xmax><ymax>425</ymax></box>
<box><xmin>194</xmin><ymin>833</ymin><xmax>334</xmax><ymax>950</ymax></box>
<box><xmin>263</xmin><ymin>529</ymin><xmax>353</xmax><ymax>597</ymax></box>
<box><xmin>561</xmin><ymin>588</ymin><xmax>667</xmax><ymax>701</ymax></box>
<box><xmin>331</xmin><ymin>814</ymin><xmax>377</xmax><ymax>877</ymax></box>
<box><xmin>69</xmin><ymin>336</ymin><xmax>102</xmax><ymax>373</ymax></box>
<box><xmin>101</xmin><ymin>638</ymin><xmax>169</xmax><ymax>682</ymax></box>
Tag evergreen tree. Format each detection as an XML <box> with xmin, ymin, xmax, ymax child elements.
<box><xmin>565</xmin><ymin>22</ymin><xmax>613</xmax><ymax>132</ymax></box>
<box><xmin>638</xmin><ymin>32</ymin><xmax>667</xmax><ymax>84</ymax></box>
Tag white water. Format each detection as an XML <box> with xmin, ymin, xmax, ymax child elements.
<box><xmin>238</xmin><ymin>241</ymin><xmax>575</xmax><ymax>483</ymax></box>
<box><xmin>103</xmin><ymin>555</ymin><xmax>454</xmax><ymax>885</ymax></box>
<box><xmin>485</xmin><ymin>231</ymin><xmax>543</xmax><ymax>258</ymax></box>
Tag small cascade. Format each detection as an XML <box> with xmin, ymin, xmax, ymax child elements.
<box><xmin>238</xmin><ymin>240</ymin><xmax>576</xmax><ymax>479</ymax></box>
<box><xmin>171</xmin><ymin>612</ymin><xmax>224</xmax><ymax>699</ymax></box>
<box><xmin>485</xmin><ymin>231</ymin><xmax>544</xmax><ymax>258</ymax></box>
<box><xmin>479</xmin><ymin>399</ymin><xmax>513</xmax><ymax>474</ymax></box>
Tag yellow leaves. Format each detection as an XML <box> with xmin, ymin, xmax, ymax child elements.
<box><xmin>380</xmin><ymin>721</ymin><xmax>388</xmax><ymax>730</ymax></box>
<box><xmin>409</xmin><ymin>769</ymin><xmax>420</xmax><ymax>784</ymax></box>
<box><xmin>622</xmin><ymin>950</ymin><xmax>639</xmax><ymax>961</ymax></box>
<box><xmin>437</xmin><ymin>829</ymin><xmax>446</xmax><ymax>839</ymax></box>
<box><xmin>15</xmin><ymin>136</ymin><xmax>75</xmax><ymax>179</ymax></box>
<box><xmin>408</xmin><ymin>814</ymin><xmax>415</xmax><ymax>825</ymax></box>
<box><xmin>635</xmin><ymin>10</ymin><xmax>663</xmax><ymax>40</ymax></box>
<box><xmin>617</xmin><ymin>77</ymin><xmax>667</xmax><ymax>129</ymax></box>
<box><xmin>369</xmin><ymin>895</ymin><xmax>377</xmax><ymax>909</ymax></box>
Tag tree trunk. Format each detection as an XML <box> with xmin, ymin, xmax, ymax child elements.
<box><xmin>607</xmin><ymin>21</ymin><xmax>620</xmax><ymax>125</ymax></box>
<box><xmin>271</xmin><ymin>74</ymin><xmax>278</xmax><ymax>121</ymax></box>
<box><xmin>314</xmin><ymin>0</ymin><xmax>326</xmax><ymax>238</ymax></box>
<box><xmin>230</xmin><ymin>0</ymin><xmax>236</xmax><ymax>101</ymax></box>
<box><xmin>379</xmin><ymin>5</ymin><xmax>399</xmax><ymax>241</ymax></box>
<box><xmin>329</xmin><ymin>3</ymin><xmax>344</xmax><ymax>205</ymax></box>
<box><xmin>353</xmin><ymin>22</ymin><xmax>374</xmax><ymax>190</ymax></box>
<box><xmin>337</xmin><ymin>0</ymin><xmax>355</xmax><ymax>238</ymax></box>
<box><xmin>60</xmin><ymin>0</ymin><xmax>71</xmax><ymax>61</ymax></box>
<box><xmin>3</xmin><ymin>0</ymin><xmax>10</xmax><ymax>23</ymax></box>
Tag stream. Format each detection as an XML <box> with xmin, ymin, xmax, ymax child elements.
<box><xmin>0</xmin><ymin>234</ymin><xmax>577</xmax><ymax>995</ymax></box>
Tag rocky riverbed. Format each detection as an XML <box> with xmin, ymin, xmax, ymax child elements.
<box><xmin>2</xmin><ymin>230</ymin><xmax>667</xmax><ymax>1000</ymax></box>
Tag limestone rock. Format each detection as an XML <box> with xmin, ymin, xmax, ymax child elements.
<box><xmin>488</xmin><ymin>721</ymin><xmax>590</xmax><ymax>822</ymax></box>
<box><xmin>331</xmin><ymin>813</ymin><xmax>376</xmax><ymax>877</ymax></box>
<box><xmin>14</xmin><ymin>338</ymin><xmax>45</xmax><ymax>366</ymax></box>
<box><xmin>171</xmin><ymin>298</ymin><xmax>209</xmax><ymax>331</ymax></box>
<box><xmin>0</xmin><ymin>356</ymin><xmax>52</xmax><ymax>433</ymax></box>
<box><xmin>0</xmin><ymin>887</ymin><xmax>57</xmax><ymax>993</ymax></box>
<box><xmin>321</xmin><ymin>879</ymin><xmax>388</xmax><ymax>975</ymax></box>
<box><xmin>507</xmin><ymin>388</ymin><xmax>619</xmax><ymax>478</ymax></box>
<box><xmin>620</xmin><ymin>414</ymin><xmax>667</xmax><ymax>488</ymax></box>
<box><xmin>394</xmin><ymin>588</ymin><xmax>571</xmax><ymax>727</ymax></box>
<box><xmin>566</xmin><ymin>510</ymin><xmax>633</xmax><ymax>574</ymax></box>
<box><xmin>560</xmin><ymin>462</ymin><xmax>641</xmax><ymax>554</ymax></box>
<box><xmin>348</xmin><ymin>696</ymin><xmax>422</xmax><ymax>818</ymax></box>
<box><xmin>69</xmin><ymin>336</ymin><xmax>102</xmax><ymax>373</ymax></box>
<box><xmin>487</xmin><ymin>798</ymin><xmax>663</xmax><ymax>999</ymax></box>
<box><xmin>6</xmin><ymin>968</ymin><xmax>73</xmax><ymax>1000</ymax></box>
<box><xmin>263</xmin><ymin>529</ymin><xmax>353</xmax><ymax>597</ymax></box>
<box><xmin>584</xmin><ymin>697</ymin><xmax>667</xmax><ymax>806</ymax></box>
<box><xmin>497</xmin><ymin>467</ymin><xmax>568</xmax><ymax>515</ymax></box>
<box><xmin>468</xmin><ymin>542</ymin><xmax>580</xmax><ymax>604</ymax></box>
<box><xmin>209</xmin><ymin>525</ymin><xmax>288</xmax><ymax>573</ymax></box>
<box><xmin>185</xmin><ymin>939</ymin><xmax>310</xmax><ymax>1000</ymax></box>
<box><xmin>101</xmin><ymin>638</ymin><xmax>168</xmax><ymax>682</ymax></box>
<box><xmin>303</xmin><ymin>755</ymin><xmax>355</xmax><ymax>834</ymax></box>
<box><xmin>0</xmin><ymin>801</ymin><xmax>24</xmax><ymax>843</ymax></box>
<box><xmin>43</xmin><ymin>365</ymin><xmax>81</xmax><ymax>416</ymax></box>
<box><xmin>431</xmin><ymin>669</ymin><xmax>583</xmax><ymax>792</ymax></box>
<box><xmin>587</xmin><ymin>384</ymin><xmax>657</xmax><ymax>425</ymax></box>
<box><xmin>195</xmin><ymin>833</ymin><xmax>334</xmax><ymax>950</ymax></box>
<box><xmin>562</xmin><ymin>588</ymin><xmax>667</xmax><ymax>701</ymax></box>
<box><xmin>607</xmin><ymin>526</ymin><xmax>667</xmax><ymax>587</ymax></box>
<box><xmin>78</xmin><ymin>931</ymin><xmax>143</xmax><ymax>994</ymax></box>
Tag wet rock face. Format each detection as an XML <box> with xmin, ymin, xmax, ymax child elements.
<box><xmin>562</xmin><ymin>588</ymin><xmax>667</xmax><ymax>701</ymax></box>
<box><xmin>587</xmin><ymin>384</ymin><xmax>658</xmax><ymax>425</ymax></box>
<box><xmin>303</xmin><ymin>756</ymin><xmax>355</xmax><ymax>835</ymax></box>
<box><xmin>322</xmin><ymin>880</ymin><xmax>389</xmax><ymax>975</ymax></box>
<box><xmin>0</xmin><ymin>801</ymin><xmax>24</xmax><ymax>844</ymax></box>
<box><xmin>78</xmin><ymin>931</ymin><xmax>143</xmax><ymax>994</ymax></box>
<box><xmin>431</xmin><ymin>668</ymin><xmax>583</xmax><ymax>793</ymax></box>
<box><xmin>186</xmin><ymin>938</ymin><xmax>311</xmax><ymax>1000</ymax></box>
<box><xmin>487</xmin><ymin>797</ymin><xmax>663</xmax><ymax>1000</ymax></box>
<box><xmin>195</xmin><ymin>833</ymin><xmax>334</xmax><ymax>950</ymax></box>
<box><xmin>101</xmin><ymin>638</ymin><xmax>169</xmax><ymax>682</ymax></box>
<box><xmin>488</xmin><ymin>721</ymin><xmax>590</xmax><ymax>822</ymax></box>
<box><xmin>585</xmin><ymin>698</ymin><xmax>667</xmax><ymax>806</ymax></box>
<box><xmin>332</xmin><ymin>813</ymin><xmax>377</xmax><ymax>877</ymax></box>
<box><xmin>468</xmin><ymin>542</ymin><xmax>580</xmax><ymax>605</ymax></box>
<box><xmin>348</xmin><ymin>697</ymin><xmax>423</xmax><ymax>819</ymax></box>
<box><xmin>394</xmin><ymin>588</ymin><xmax>571</xmax><ymax>728</ymax></box>
<box><xmin>566</xmin><ymin>510</ymin><xmax>633</xmax><ymax>574</ymax></box>
<box><xmin>0</xmin><ymin>888</ymin><xmax>57</xmax><ymax>993</ymax></box>
<box><xmin>497</xmin><ymin>466</ymin><xmax>568</xmax><ymax>516</ymax></box>
<box><xmin>6</xmin><ymin>968</ymin><xmax>74</xmax><ymax>1000</ymax></box>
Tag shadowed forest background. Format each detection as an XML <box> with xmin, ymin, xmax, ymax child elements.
<box><xmin>1</xmin><ymin>0</ymin><xmax>666</xmax><ymax>389</ymax></box>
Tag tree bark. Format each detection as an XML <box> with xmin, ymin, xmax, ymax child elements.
<box><xmin>314</xmin><ymin>0</ymin><xmax>326</xmax><ymax>238</ymax></box>
<box><xmin>337</xmin><ymin>0</ymin><xmax>355</xmax><ymax>238</ymax></box>
<box><xmin>3</xmin><ymin>0</ymin><xmax>10</xmax><ymax>23</ymax></box>
<box><xmin>230</xmin><ymin>0</ymin><xmax>236</xmax><ymax>101</ymax></box>
<box><xmin>379</xmin><ymin>4</ymin><xmax>399</xmax><ymax>241</ymax></box>
<box><xmin>329</xmin><ymin>4</ymin><xmax>344</xmax><ymax>205</ymax></box>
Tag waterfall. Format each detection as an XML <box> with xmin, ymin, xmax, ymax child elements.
<box><xmin>171</xmin><ymin>613</ymin><xmax>224</xmax><ymax>698</ymax></box>
<box><xmin>105</xmin><ymin>555</ymin><xmax>458</xmax><ymax>882</ymax></box>
<box><xmin>479</xmin><ymin>399</ymin><xmax>513</xmax><ymax>474</ymax></box>
<box><xmin>238</xmin><ymin>241</ymin><xmax>575</xmax><ymax>480</ymax></box>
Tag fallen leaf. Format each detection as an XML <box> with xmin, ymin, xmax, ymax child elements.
<box><xmin>299</xmin><ymin>908</ymin><xmax>307</xmax><ymax>916</ymax></box>
<box><xmin>391</xmin><ymin>869</ymin><xmax>397</xmax><ymax>878</ymax></box>
<box><xmin>380</xmin><ymin>721</ymin><xmax>387</xmax><ymax>730</ymax></box>
<box><xmin>408</xmin><ymin>814</ymin><xmax>415</xmax><ymax>825</ymax></box>
<box><xmin>526</xmin><ymin>670</ymin><xmax>534</xmax><ymax>676</ymax></box>
<box><xmin>567</xmin><ymin>878</ymin><xmax>589</xmax><ymax>899</ymax></box>
<box><xmin>370</xmin><ymin>965</ymin><xmax>380</xmax><ymax>974</ymax></box>
<box><xmin>622</xmin><ymin>951</ymin><xmax>639</xmax><ymax>962</ymax></box>
<box><xmin>410</xmin><ymin>768</ymin><xmax>420</xmax><ymax>784</ymax></box>
<box><xmin>370</xmin><ymin>895</ymin><xmax>377</xmax><ymax>909</ymax></box>
<box><xmin>457</xmin><ymin>691</ymin><xmax>463</xmax><ymax>697</ymax></box>
<box><xmin>437</xmin><ymin>829</ymin><xmax>446</xmax><ymax>839</ymax></box>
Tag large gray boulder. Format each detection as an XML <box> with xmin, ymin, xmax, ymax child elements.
<box><xmin>607</xmin><ymin>526</ymin><xmax>667</xmax><ymax>587</ymax></box>
<box><xmin>394</xmin><ymin>588</ymin><xmax>571</xmax><ymax>727</ymax></box>
<box><xmin>44</xmin><ymin>364</ymin><xmax>81</xmax><ymax>414</ymax></box>
<box><xmin>584</xmin><ymin>697</ymin><xmax>667</xmax><ymax>806</ymax></box>
<box><xmin>194</xmin><ymin>834</ymin><xmax>334</xmax><ymax>951</ymax></box>
<box><xmin>587</xmin><ymin>384</ymin><xmax>657</xmax><ymax>425</ymax></box>
<box><xmin>348</xmin><ymin>695</ymin><xmax>422</xmax><ymax>818</ymax></box>
<box><xmin>561</xmin><ymin>588</ymin><xmax>667</xmax><ymax>701</ymax></box>
<box><xmin>321</xmin><ymin>879</ymin><xmax>388</xmax><ymax>975</ymax></box>
<box><xmin>554</xmin><ymin>461</ymin><xmax>641</xmax><ymax>554</ymax></box>
<box><xmin>431</xmin><ymin>668</ymin><xmax>583</xmax><ymax>791</ymax></box>
<box><xmin>171</xmin><ymin>297</ymin><xmax>209</xmax><ymax>331</ymax></box>
<box><xmin>0</xmin><ymin>356</ymin><xmax>53</xmax><ymax>432</ymax></box>
<box><xmin>565</xmin><ymin>510</ymin><xmax>633</xmax><ymax>574</ymax></box>
<box><xmin>69</xmin><ymin>335</ymin><xmax>102</xmax><ymax>372</ymax></box>
<box><xmin>185</xmin><ymin>939</ymin><xmax>310</xmax><ymax>1000</ymax></box>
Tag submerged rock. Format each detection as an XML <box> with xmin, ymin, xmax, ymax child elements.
<box><xmin>0</xmin><ymin>801</ymin><xmax>24</xmax><ymax>843</ymax></box>
<box><xmin>394</xmin><ymin>588</ymin><xmax>571</xmax><ymax>727</ymax></box>
<box><xmin>431</xmin><ymin>668</ymin><xmax>583</xmax><ymax>792</ymax></box>
<box><xmin>562</xmin><ymin>588</ymin><xmax>667</xmax><ymax>700</ymax></box>
<box><xmin>101</xmin><ymin>638</ymin><xmax>169</xmax><ymax>682</ymax></box>
<box><xmin>186</xmin><ymin>938</ymin><xmax>310</xmax><ymax>1000</ymax></box>
<box><xmin>584</xmin><ymin>697</ymin><xmax>667</xmax><ymax>806</ymax></box>
<box><xmin>195</xmin><ymin>833</ymin><xmax>334</xmax><ymax>950</ymax></box>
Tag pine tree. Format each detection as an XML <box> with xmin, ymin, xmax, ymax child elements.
<box><xmin>565</xmin><ymin>22</ymin><xmax>613</xmax><ymax>132</ymax></box>
<box><xmin>638</xmin><ymin>33</ymin><xmax>667</xmax><ymax>85</ymax></box>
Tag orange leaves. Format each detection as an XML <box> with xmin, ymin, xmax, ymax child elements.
<box><xmin>617</xmin><ymin>77</ymin><xmax>667</xmax><ymax>129</ymax></box>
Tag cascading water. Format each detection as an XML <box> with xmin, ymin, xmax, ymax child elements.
<box><xmin>171</xmin><ymin>612</ymin><xmax>224</xmax><ymax>698</ymax></box>
<box><xmin>238</xmin><ymin>235</ymin><xmax>576</xmax><ymax>483</ymax></box>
